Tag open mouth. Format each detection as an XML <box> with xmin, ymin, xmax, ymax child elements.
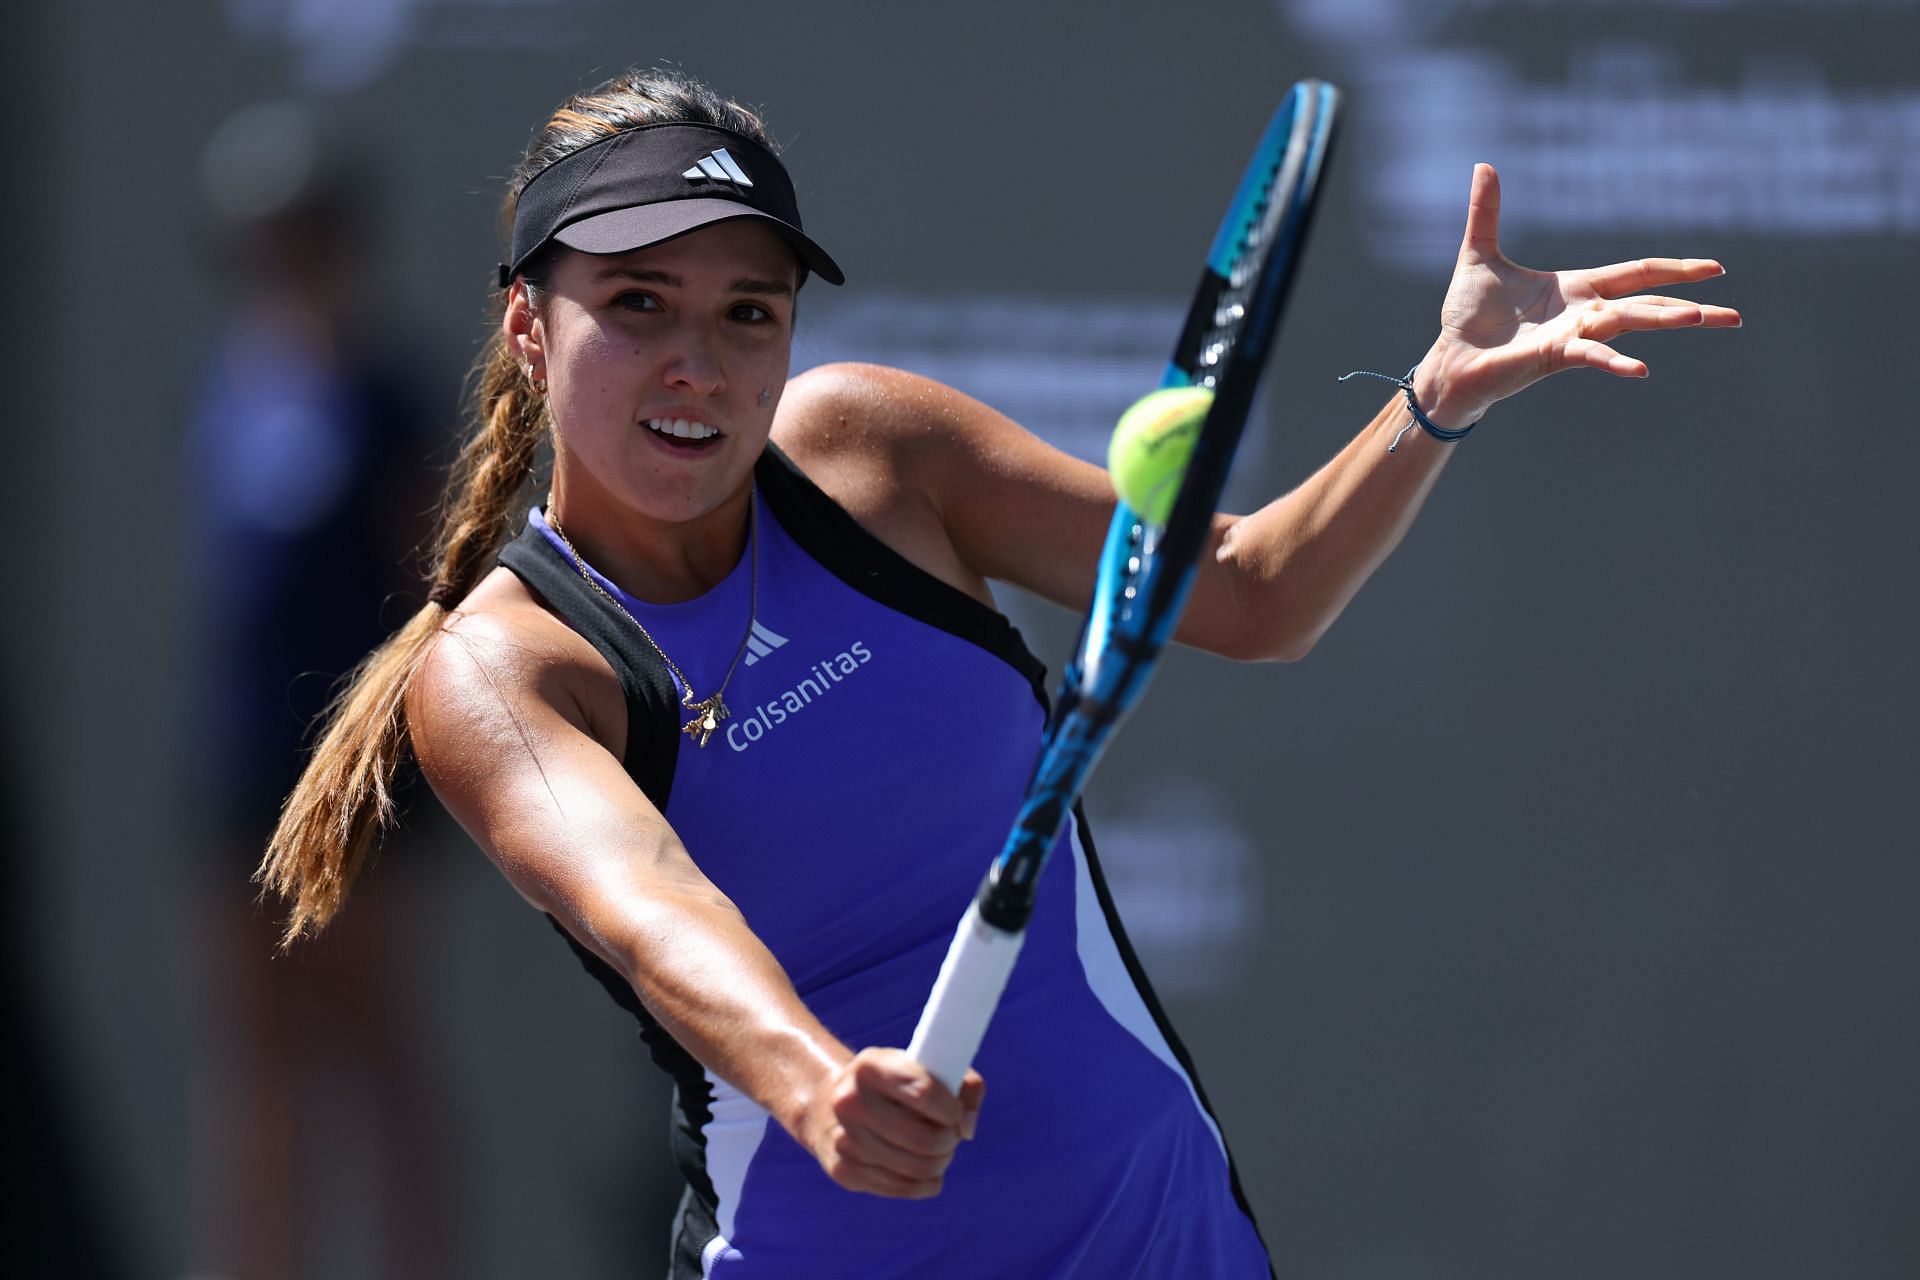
<box><xmin>642</xmin><ymin>417</ymin><xmax>722</xmax><ymax>450</ymax></box>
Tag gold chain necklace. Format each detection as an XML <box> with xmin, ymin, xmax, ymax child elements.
<box><xmin>546</xmin><ymin>496</ymin><xmax>759</xmax><ymax>748</ymax></box>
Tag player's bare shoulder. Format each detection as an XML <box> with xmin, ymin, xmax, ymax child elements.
<box><xmin>774</xmin><ymin>362</ymin><xmax>940</xmax><ymax>478</ymax></box>
<box><xmin>773</xmin><ymin>362</ymin><xmax>998</xmax><ymax>604</ymax></box>
<box><xmin>407</xmin><ymin>566</ymin><xmax>628</xmax><ymax>773</ymax></box>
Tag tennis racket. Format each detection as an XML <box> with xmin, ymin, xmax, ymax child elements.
<box><xmin>906</xmin><ymin>80</ymin><xmax>1341</xmax><ymax>1092</ymax></box>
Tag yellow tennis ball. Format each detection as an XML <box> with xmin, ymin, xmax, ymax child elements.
<box><xmin>1107</xmin><ymin>386</ymin><xmax>1212</xmax><ymax>525</ymax></box>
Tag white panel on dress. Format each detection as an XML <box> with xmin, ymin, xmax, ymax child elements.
<box><xmin>698</xmin><ymin>1071</ymin><xmax>770</xmax><ymax>1276</ymax></box>
<box><xmin>1067</xmin><ymin>818</ymin><xmax>1228</xmax><ymax>1159</ymax></box>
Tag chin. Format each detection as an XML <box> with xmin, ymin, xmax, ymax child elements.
<box><xmin>622</xmin><ymin>474</ymin><xmax>752</xmax><ymax>526</ymax></box>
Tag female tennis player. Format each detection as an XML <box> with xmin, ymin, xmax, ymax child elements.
<box><xmin>259</xmin><ymin>68</ymin><xmax>1737</xmax><ymax>1276</ymax></box>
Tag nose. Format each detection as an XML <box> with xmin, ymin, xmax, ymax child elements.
<box><xmin>663</xmin><ymin>320</ymin><xmax>726</xmax><ymax>396</ymax></box>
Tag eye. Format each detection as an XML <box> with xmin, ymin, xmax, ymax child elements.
<box><xmin>612</xmin><ymin>290</ymin><xmax>662</xmax><ymax>313</ymax></box>
<box><xmin>731</xmin><ymin>301</ymin><xmax>775</xmax><ymax>324</ymax></box>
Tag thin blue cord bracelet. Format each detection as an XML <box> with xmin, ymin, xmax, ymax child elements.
<box><xmin>1338</xmin><ymin>366</ymin><xmax>1475</xmax><ymax>452</ymax></box>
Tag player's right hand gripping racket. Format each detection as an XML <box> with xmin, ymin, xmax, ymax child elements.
<box><xmin>906</xmin><ymin>80</ymin><xmax>1341</xmax><ymax>1092</ymax></box>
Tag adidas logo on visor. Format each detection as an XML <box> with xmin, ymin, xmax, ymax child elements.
<box><xmin>743</xmin><ymin>619</ymin><xmax>788</xmax><ymax>666</ymax></box>
<box><xmin>682</xmin><ymin>148</ymin><xmax>755</xmax><ymax>189</ymax></box>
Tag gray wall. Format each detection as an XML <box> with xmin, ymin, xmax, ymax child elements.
<box><xmin>12</xmin><ymin>1</ymin><xmax>1916</xmax><ymax>1276</ymax></box>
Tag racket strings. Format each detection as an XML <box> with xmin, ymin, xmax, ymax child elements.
<box><xmin>1196</xmin><ymin>174</ymin><xmax>1284</xmax><ymax>388</ymax></box>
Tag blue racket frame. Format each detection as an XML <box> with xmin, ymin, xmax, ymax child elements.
<box><xmin>980</xmin><ymin>79</ymin><xmax>1340</xmax><ymax>928</ymax></box>
<box><xmin>909</xmin><ymin>80</ymin><xmax>1340</xmax><ymax>1090</ymax></box>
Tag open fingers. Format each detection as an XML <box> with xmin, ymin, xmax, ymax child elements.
<box><xmin>1560</xmin><ymin>335</ymin><xmax>1647</xmax><ymax>379</ymax></box>
<box><xmin>1549</xmin><ymin>291</ymin><xmax>1739</xmax><ymax>379</ymax></box>
<box><xmin>1583</xmin><ymin>256</ymin><xmax>1725</xmax><ymax>298</ymax></box>
<box><xmin>1577</xmin><ymin>297</ymin><xmax>1742</xmax><ymax>343</ymax></box>
<box><xmin>1634</xmin><ymin>296</ymin><xmax>1742</xmax><ymax>328</ymax></box>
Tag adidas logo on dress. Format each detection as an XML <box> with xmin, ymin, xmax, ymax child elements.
<box><xmin>743</xmin><ymin>619</ymin><xmax>788</xmax><ymax>666</ymax></box>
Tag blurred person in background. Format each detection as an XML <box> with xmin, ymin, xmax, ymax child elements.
<box><xmin>184</xmin><ymin>101</ymin><xmax>450</xmax><ymax>1280</ymax></box>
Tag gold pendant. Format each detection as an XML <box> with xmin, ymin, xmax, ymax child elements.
<box><xmin>681</xmin><ymin>693</ymin><xmax>729</xmax><ymax>748</ymax></box>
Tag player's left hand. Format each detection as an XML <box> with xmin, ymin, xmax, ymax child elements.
<box><xmin>1410</xmin><ymin>163</ymin><xmax>1741</xmax><ymax>429</ymax></box>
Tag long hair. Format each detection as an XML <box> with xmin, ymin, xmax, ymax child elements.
<box><xmin>257</xmin><ymin>68</ymin><xmax>777</xmax><ymax>947</ymax></box>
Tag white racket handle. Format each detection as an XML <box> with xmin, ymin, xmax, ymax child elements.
<box><xmin>906</xmin><ymin>900</ymin><xmax>1026</xmax><ymax>1093</ymax></box>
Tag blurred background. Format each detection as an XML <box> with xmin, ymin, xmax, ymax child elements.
<box><xmin>7</xmin><ymin>1</ymin><xmax>1916</xmax><ymax>1277</ymax></box>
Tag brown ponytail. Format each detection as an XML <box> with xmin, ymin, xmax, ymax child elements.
<box><xmin>257</xmin><ymin>67</ymin><xmax>777</xmax><ymax>947</ymax></box>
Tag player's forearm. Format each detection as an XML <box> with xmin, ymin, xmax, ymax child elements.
<box><xmin>1215</xmin><ymin>378</ymin><xmax>1462</xmax><ymax>662</ymax></box>
<box><xmin>593</xmin><ymin>886</ymin><xmax>852</xmax><ymax>1139</ymax></box>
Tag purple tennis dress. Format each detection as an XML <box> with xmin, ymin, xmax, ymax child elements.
<box><xmin>497</xmin><ymin>445</ymin><xmax>1270</xmax><ymax>1278</ymax></box>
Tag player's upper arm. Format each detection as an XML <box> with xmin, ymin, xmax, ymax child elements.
<box><xmin>406</xmin><ymin>602</ymin><xmax>732</xmax><ymax>973</ymax></box>
<box><xmin>778</xmin><ymin>362</ymin><xmax>1256</xmax><ymax>658</ymax></box>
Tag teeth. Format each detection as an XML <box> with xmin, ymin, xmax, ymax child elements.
<box><xmin>644</xmin><ymin>418</ymin><xmax>718</xmax><ymax>440</ymax></box>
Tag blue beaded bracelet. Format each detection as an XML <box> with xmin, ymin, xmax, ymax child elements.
<box><xmin>1339</xmin><ymin>366</ymin><xmax>1475</xmax><ymax>452</ymax></box>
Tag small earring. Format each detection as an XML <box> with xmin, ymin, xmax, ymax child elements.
<box><xmin>758</xmin><ymin>387</ymin><xmax>771</xmax><ymax>407</ymax></box>
<box><xmin>525</xmin><ymin>366</ymin><xmax>547</xmax><ymax>394</ymax></box>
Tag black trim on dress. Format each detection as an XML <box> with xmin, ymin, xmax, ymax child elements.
<box><xmin>756</xmin><ymin>443</ymin><xmax>1050</xmax><ymax>709</ymax></box>
<box><xmin>498</xmin><ymin>520</ymin><xmax>724</xmax><ymax>1275</ymax></box>
<box><xmin>498</xmin><ymin>520</ymin><xmax>683</xmax><ymax>801</ymax></box>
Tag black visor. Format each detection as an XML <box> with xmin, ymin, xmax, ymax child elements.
<box><xmin>500</xmin><ymin>122</ymin><xmax>844</xmax><ymax>288</ymax></box>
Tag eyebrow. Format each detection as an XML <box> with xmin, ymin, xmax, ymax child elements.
<box><xmin>591</xmin><ymin>265</ymin><xmax>794</xmax><ymax>297</ymax></box>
